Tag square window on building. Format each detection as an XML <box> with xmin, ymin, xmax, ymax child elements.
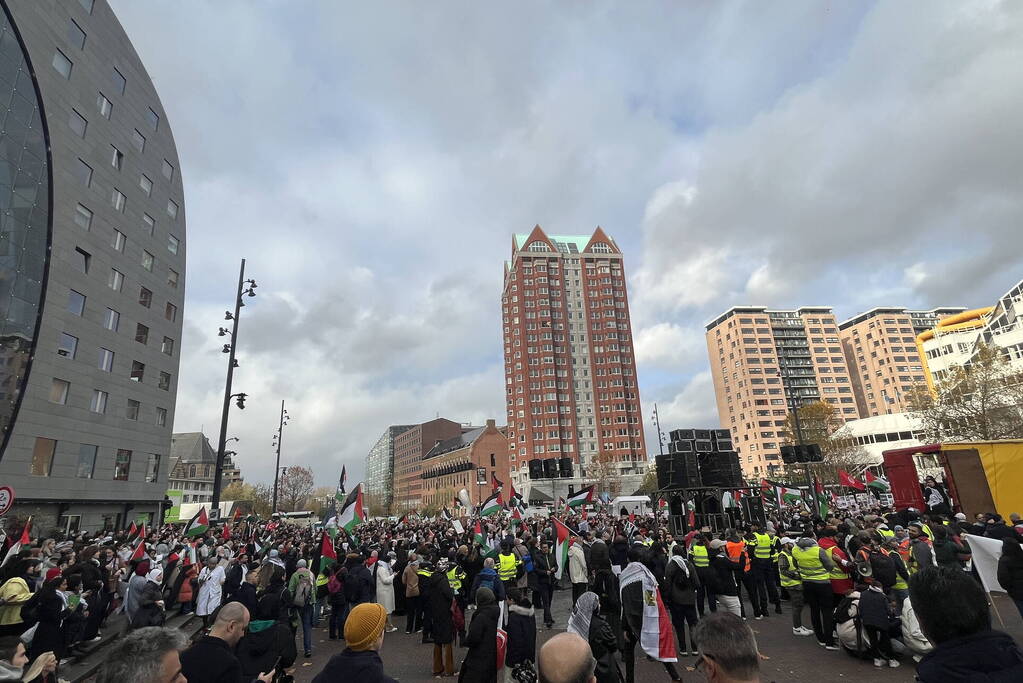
<box><xmin>108</xmin><ymin>268</ymin><xmax>123</xmax><ymax>292</ymax></box>
<box><xmin>111</xmin><ymin>230</ymin><xmax>125</xmax><ymax>252</ymax></box>
<box><xmin>111</xmin><ymin>188</ymin><xmax>126</xmax><ymax>212</ymax></box>
<box><xmin>110</xmin><ymin>145</ymin><xmax>123</xmax><ymax>170</ymax></box>
<box><xmin>158</xmin><ymin>371</ymin><xmax>171</xmax><ymax>391</ymax></box>
<box><xmin>131</xmin><ymin>129</ymin><xmax>145</xmax><ymax>153</ymax></box>
<box><xmin>162</xmin><ymin>159</ymin><xmax>174</xmax><ymax>181</ymax></box>
<box><xmin>139</xmin><ymin>174</ymin><xmax>152</xmax><ymax>196</ymax></box>
<box><xmin>146</xmin><ymin>453</ymin><xmax>161</xmax><ymax>482</ymax></box>
<box><xmin>57</xmin><ymin>332</ymin><xmax>78</xmax><ymax>359</ymax></box>
<box><xmin>112</xmin><ymin>67</ymin><xmax>126</xmax><ymax>95</ymax></box>
<box><xmin>97</xmin><ymin>92</ymin><xmax>112</xmax><ymax>119</ymax></box>
<box><xmin>130</xmin><ymin>360</ymin><xmax>145</xmax><ymax>382</ymax></box>
<box><xmin>156</xmin><ymin>406</ymin><xmax>167</xmax><ymax>427</ymax></box>
<box><xmin>90</xmin><ymin>389</ymin><xmax>108</xmax><ymax>414</ymax></box>
<box><xmin>73</xmin><ymin>203</ymin><xmax>92</xmax><ymax>230</ymax></box>
<box><xmin>77</xmin><ymin>444</ymin><xmax>97</xmax><ymax>479</ymax></box>
<box><xmin>103</xmin><ymin>308</ymin><xmax>119</xmax><ymax>331</ymax></box>
<box><xmin>98</xmin><ymin>347</ymin><xmax>114</xmax><ymax>372</ymax></box>
<box><xmin>165</xmin><ymin>302</ymin><xmax>177</xmax><ymax>322</ymax></box>
<box><xmin>167</xmin><ymin>268</ymin><xmax>179</xmax><ymax>289</ymax></box>
<box><xmin>141</xmin><ymin>250</ymin><xmax>154</xmax><ymax>272</ymax></box>
<box><xmin>114</xmin><ymin>449</ymin><xmax>132</xmax><ymax>480</ymax></box>
<box><xmin>135</xmin><ymin>323</ymin><xmax>148</xmax><ymax>344</ymax></box>
<box><xmin>73</xmin><ymin>247</ymin><xmax>90</xmax><ymax>273</ymax></box>
<box><xmin>67</xmin><ymin>289</ymin><xmax>86</xmax><ymax>315</ymax></box>
<box><xmin>69</xmin><ymin>109</ymin><xmax>87</xmax><ymax>137</ymax></box>
<box><xmin>52</xmin><ymin>50</ymin><xmax>73</xmax><ymax>78</ymax></box>
<box><xmin>147</xmin><ymin>107</ymin><xmax>160</xmax><ymax>131</ymax></box>
<box><xmin>168</xmin><ymin>234</ymin><xmax>179</xmax><ymax>254</ymax></box>
<box><xmin>75</xmin><ymin>159</ymin><xmax>93</xmax><ymax>187</ymax></box>
<box><xmin>167</xmin><ymin>200</ymin><xmax>178</xmax><ymax>220</ymax></box>
<box><xmin>161</xmin><ymin>336</ymin><xmax>174</xmax><ymax>356</ymax></box>
<box><xmin>50</xmin><ymin>378</ymin><xmax>70</xmax><ymax>404</ymax></box>
<box><xmin>126</xmin><ymin>398</ymin><xmax>140</xmax><ymax>420</ymax></box>
<box><xmin>30</xmin><ymin>438</ymin><xmax>57</xmax><ymax>477</ymax></box>
<box><xmin>68</xmin><ymin>18</ymin><xmax>86</xmax><ymax>49</ymax></box>
<box><xmin>138</xmin><ymin>287</ymin><xmax>152</xmax><ymax>308</ymax></box>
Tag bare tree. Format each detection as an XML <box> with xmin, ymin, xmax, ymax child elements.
<box><xmin>277</xmin><ymin>466</ymin><xmax>315</xmax><ymax>512</ymax></box>
<box><xmin>909</xmin><ymin>343</ymin><xmax>1023</xmax><ymax>442</ymax></box>
<box><xmin>221</xmin><ymin>481</ymin><xmax>272</xmax><ymax>517</ymax></box>
<box><xmin>782</xmin><ymin>400</ymin><xmax>872</xmax><ymax>482</ymax></box>
<box><xmin>589</xmin><ymin>451</ymin><xmax>622</xmax><ymax>498</ymax></box>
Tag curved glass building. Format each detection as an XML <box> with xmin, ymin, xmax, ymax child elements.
<box><xmin>0</xmin><ymin>0</ymin><xmax>184</xmax><ymax>532</ymax></box>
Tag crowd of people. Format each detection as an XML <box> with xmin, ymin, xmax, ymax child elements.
<box><xmin>0</xmin><ymin>494</ymin><xmax>1020</xmax><ymax>682</ymax></box>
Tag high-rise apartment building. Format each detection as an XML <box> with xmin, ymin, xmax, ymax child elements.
<box><xmin>705</xmin><ymin>307</ymin><xmax>859</xmax><ymax>478</ymax></box>
<box><xmin>0</xmin><ymin>0</ymin><xmax>185</xmax><ymax>532</ymax></box>
<box><xmin>364</xmin><ymin>424</ymin><xmax>414</xmax><ymax>512</ymax></box>
<box><xmin>502</xmin><ymin>226</ymin><xmax>647</xmax><ymax>497</ymax></box>
<box><xmin>838</xmin><ymin>307</ymin><xmax>964</xmax><ymax>416</ymax></box>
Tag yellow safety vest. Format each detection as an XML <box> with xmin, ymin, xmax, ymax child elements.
<box><xmin>641</xmin><ymin>537</ymin><xmax>653</xmax><ymax>547</ymax></box>
<box><xmin>778</xmin><ymin>550</ymin><xmax>800</xmax><ymax>588</ymax></box>
<box><xmin>417</xmin><ymin>569</ymin><xmax>432</xmax><ymax>580</ymax></box>
<box><xmin>315</xmin><ymin>573</ymin><xmax>329</xmax><ymax>588</ymax></box>
<box><xmin>691</xmin><ymin>544</ymin><xmax>709</xmax><ymax>568</ymax></box>
<box><xmin>769</xmin><ymin>536</ymin><xmax>780</xmax><ymax>563</ymax></box>
<box><xmin>878</xmin><ymin>528</ymin><xmax>895</xmax><ymax>541</ymax></box>
<box><xmin>921</xmin><ymin>524</ymin><xmax>934</xmax><ymax>540</ymax></box>
<box><xmin>825</xmin><ymin>546</ymin><xmax>847</xmax><ymax>581</ymax></box>
<box><xmin>791</xmin><ymin>545</ymin><xmax>828</xmax><ymax>582</ymax></box>
<box><xmin>753</xmin><ymin>533</ymin><xmax>773</xmax><ymax>560</ymax></box>
<box><xmin>498</xmin><ymin>553</ymin><xmax>518</xmax><ymax>581</ymax></box>
<box><xmin>447</xmin><ymin>567</ymin><xmax>464</xmax><ymax>591</ymax></box>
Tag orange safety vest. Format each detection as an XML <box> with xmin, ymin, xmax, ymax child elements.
<box><xmin>896</xmin><ymin>538</ymin><xmax>911</xmax><ymax>565</ymax></box>
<box><xmin>726</xmin><ymin>540</ymin><xmax>750</xmax><ymax>572</ymax></box>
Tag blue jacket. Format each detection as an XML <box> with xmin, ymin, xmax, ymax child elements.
<box><xmin>469</xmin><ymin>567</ymin><xmax>505</xmax><ymax>603</ymax></box>
<box><xmin>312</xmin><ymin>649</ymin><xmax>396</xmax><ymax>683</ymax></box>
<box><xmin>917</xmin><ymin>630</ymin><xmax>1023</xmax><ymax>682</ymax></box>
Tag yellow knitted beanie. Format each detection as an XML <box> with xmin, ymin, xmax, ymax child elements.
<box><xmin>344</xmin><ymin>602</ymin><xmax>387</xmax><ymax>651</ymax></box>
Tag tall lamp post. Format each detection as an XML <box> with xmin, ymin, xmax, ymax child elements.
<box><xmin>271</xmin><ymin>400</ymin><xmax>290</xmax><ymax>513</ymax></box>
<box><xmin>652</xmin><ymin>403</ymin><xmax>665</xmax><ymax>456</ymax></box>
<box><xmin>210</xmin><ymin>258</ymin><xmax>257</xmax><ymax>518</ymax></box>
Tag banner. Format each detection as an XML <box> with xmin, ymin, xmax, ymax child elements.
<box><xmin>966</xmin><ymin>534</ymin><xmax>1013</xmax><ymax>594</ymax></box>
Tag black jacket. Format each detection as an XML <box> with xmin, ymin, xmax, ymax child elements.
<box><xmin>505</xmin><ymin>605</ymin><xmax>536</xmax><ymax>667</ymax></box>
<box><xmin>133</xmin><ymin>580</ymin><xmax>166</xmax><ymax>628</ymax></box>
<box><xmin>917</xmin><ymin>630</ymin><xmax>1023</xmax><ymax>682</ymax></box>
<box><xmin>708</xmin><ymin>553</ymin><xmax>738</xmax><ymax>597</ymax></box>
<box><xmin>180</xmin><ymin>636</ymin><xmax>244</xmax><ymax>683</ymax></box>
<box><xmin>997</xmin><ymin>552</ymin><xmax>1023</xmax><ymax>601</ymax></box>
<box><xmin>312</xmin><ymin>648</ymin><xmax>397</xmax><ymax>683</ymax></box>
<box><xmin>237</xmin><ymin>620</ymin><xmax>297</xmax><ymax>678</ymax></box>
<box><xmin>345</xmin><ymin>563</ymin><xmax>374</xmax><ymax>606</ymax></box>
<box><xmin>532</xmin><ymin>551</ymin><xmax>555</xmax><ymax>586</ymax></box>
<box><xmin>663</xmin><ymin>557</ymin><xmax>699</xmax><ymax>606</ymax></box>
<box><xmin>427</xmin><ymin>571</ymin><xmax>456</xmax><ymax>644</ymax></box>
<box><xmin>225</xmin><ymin>563</ymin><xmax>245</xmax><ymax>596</ymax></box>
<box><xmin>459</xmin><ymin>602</ymin><xmax>499</xmax><ymax>683</ymax></box>
<box><xmin>589</xmin><ymin>613</ymin><xmax>620</xmax><ymax>683</ymax></box>
<box><xmin>986</xmin><ymin>524</ymin><xmax>1022</xmax><ymax>542</ymax></box>
<box><xmin>232</xmin><ymin>582</ymin><xmax>259</xmax><ymax>618</ymax></box>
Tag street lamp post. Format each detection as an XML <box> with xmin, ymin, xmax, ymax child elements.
<box><xmin>210</xmin><ymin>258</ymin><xmax>257</xmax><ymax>518</ymax></box>
<box><xmin>652</xmin><ymin>403</ymin><xmax>665</xmax><ymax>456</ymax></box>
<box><xmin>271</xmin><ymin>400</ymin><xmax>290</xmax><ymax>513</ymax></box>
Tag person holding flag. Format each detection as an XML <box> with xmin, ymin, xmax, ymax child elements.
<box><xmin>620</xmin><ymin>545</ymin><xmax>680</xmax><ymax>683</ymax></box>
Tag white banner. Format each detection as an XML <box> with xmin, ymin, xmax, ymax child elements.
<box><xmin>965</xmin><ymin>534</ymin><xmax>1014</xmax><ymax>594</ymax></box>
<box><xmin>451</xmin><ymin>519</ymin><xmax>464</xmax><ymax>535</ymax></box>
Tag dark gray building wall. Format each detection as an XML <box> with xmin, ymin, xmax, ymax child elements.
<box><xmin>0</xmin><ymin>0</ymin><xmax>185</xmax><ymax>533</ymax></box>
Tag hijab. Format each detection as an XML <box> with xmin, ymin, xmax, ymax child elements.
<box><xmin>567</xmin><ymin>591</ymin><xmax>600</xmax><ymax>639</ymax></box>
<box><xmin>146</xmin><ymin>567</ymin><xmax>163</xmax><ymax>585</ymax></box>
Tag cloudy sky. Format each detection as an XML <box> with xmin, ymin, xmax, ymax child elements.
<box><xmin>109</xmin><ymin>0</ymin><xmax>1023</xmax><ymax>489</ymax></box>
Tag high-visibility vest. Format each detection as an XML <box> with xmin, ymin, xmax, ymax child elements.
<box><xmin>921</xmin><ymin>524</ymin><xmax>934</xmax><ymax>540</ymax></box>
<box><xmin>498</xmin><ymin>553</ymin><xmax>518</xmax><ymax>581</ymax></box>
<box><xmin>691</xmin><ymin>544</ymin><xmax>709</xmax><ymax>567</ymax></box>
<box><xmin>417</xmin><ymin>569</ymin><xmax>432</xmax><ymax>580</ymax></box>
<box><xmin>769</xmin><ymin>537</ymin><xmax>780</xmax><ymax>563</ymax></box>
<box><xmin>896</xmin><ymin>538</ymin><xmax>911</xmax><ymax>565</ymax></box>
<box><xmin>640</xmin><ymin>537</ymin><xmax>653</xmax><ymax>547</ymax></box>
<box><xmin>447</xmin><ymin>567</ymin><xmax>465</xmax><ymax>591</ymax></box>
<box><xmin>906</xmin><ymin>537</ymin><xmax>933</xmax><ymax>574</ymax></box>
<box><xmin>778</xmin><ymin>550</ymin><xmax>801</xmax><ymax>588</ymax></box>
<box><xmin>878</xmin><ymin>528</ymin><xmax>895</xmax><ymax>541</ymax></box>
<box><xmin>315</xmin><ymin>573</ymin><xmax>329</xmax><ymax>588</ymax></box>
<box><xmin>753</xmin><ymin>533</ymin><xmax>773</xmax><ymax>560</ymax></box>
<box><xmin>825</xmin><ymin>546</ymin><xmax>848</xmax><ymax>581</ymax></box>
<box><xmin>791</xmin><ymin>545</ymin><xmax>828</xmax><ymax>582</ymax></box>
<box><xmin>726</xmin><ymin>541</ymin><xmax>750</xmax><ymax>572</ymax></box>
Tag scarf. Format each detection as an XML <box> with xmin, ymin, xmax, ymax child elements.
<box><xmin>567</xmin><ymin>591</ymin><xmax>599</xmax><ymax>639</ymax></box>
<box><xmin>619</xmin><ymin>559</ymin><xmax>677</xmax><ymax>662</ymax></box>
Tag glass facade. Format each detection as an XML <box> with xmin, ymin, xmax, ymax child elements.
<box><xmin>0</xmin><ymin>10</ymin><xmax>50</xmax><ymax>444</ymax></box>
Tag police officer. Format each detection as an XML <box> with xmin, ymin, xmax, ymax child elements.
<box><xmin>748</xmin><ymin>521</ymin><xmax>778</xmax><ymax>619</ymax></box>
<box><xmin>446</xmin><ymin>555</ymin><xmax>468</xmax><ymax>644</ymax></box>
<box><xmin>690</xmin><ymin>533</ymin><xmax>716</xmax><ymax>616</ymax></box>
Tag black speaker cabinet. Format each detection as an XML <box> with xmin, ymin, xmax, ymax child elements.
<box><xmin>559</xmin><ymin>457</ymin><xmax>573</xmax><ymax>478</ymax></box>
<box><xmin>712</xmin><ymin>429</ymin><xmax>731</xmax><ymax>440</ymax></box>
<box><xmin>670</xmin><ymin>439</ymin><xmax>694</xmax><ymax>454</ymax></box>
<box><xmin>528</xmin><ymin>459</ymin><xmax>544</xmax><ymax>479</ymax></box>
<box><xmin>542</xmin><ymin>458</ymin><xmax>557</xmax><ymax>479</ymax></box>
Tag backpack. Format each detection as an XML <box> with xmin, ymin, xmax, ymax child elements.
<box><xmin>327</xmin><ymin>573</ymin><xmax>342</xmax><ymax>595</ymax></box>
<box><xmin>292</xmin><ymin>573</ymin><xmax>312</xmax><ymax>607</ymax></box>
<box><xmin>523</xmin><ymin>553</ymin><xmax>534</xmax><ymax>574</ymax></box>
<box><xmin>478</xmin><ymin>573</ymin><xmax>496</xmax><ymax>594</ymax></box>
<box><xmin>860</xmin><ymin>549</ymin><xmax>897</xmax><ymax>590</ymax></box>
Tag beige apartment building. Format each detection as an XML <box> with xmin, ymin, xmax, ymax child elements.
<box><xmin>705</xmin><ymin>306</ymin><xmax>860</xmax><ymax>479</ymax></box>
<box><xmin>837</xmin><ymin>308</ymin><xmax>965</xmax><ymax>416</ymax></box>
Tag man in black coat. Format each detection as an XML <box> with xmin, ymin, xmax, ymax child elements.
<box><xmin>344</xmin><ymin>554</ymin><xmax>374</xmax><ymax>606</ymax></box>
<box><xmin>224</xmin><ymin>553</ymin><xmax>248</xmax><ymax>603</ymax></box>
<box><xmin>532</xmin><ymin>541</ymin><xmax>557</xmax><ymax>628</ymax></box>
<box><xmin>312</xmin><ymin>603</ymin><xmax>397</xmax><ymax>683</ymax></box>
<box><xmin>459</xmin><ymin>587</ymin><xmax>499</xmax><ymax>683</ymax></box>
<box><xmin>179</xmin><ymin>602</ymin><xmax>272</xmax><ymax>683</ymax></box>
<box><xmin>427</xmin><ymin>560</ymin><xmax>456</xmax><ymax>676</ymax></box>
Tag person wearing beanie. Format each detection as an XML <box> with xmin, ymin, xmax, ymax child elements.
<box><xmin>312</xmin><ymin>603</ymin><xmax>396</xmax><ymax>683</ymax></box>
<box><xmin>289</xmin><ymin>558</ymin><xmax>315</xmax><ymax>657</ymax></box>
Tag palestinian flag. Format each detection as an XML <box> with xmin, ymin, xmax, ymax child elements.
<box><xmin>338</xmin><ymin>484</ymin><xmax>366</xmax><ymax>532</ymax></box>
<box><xmin>1</xmin><ymin>517</ymin><xmax>31</xmax><ymax>567</ymax></box>
<box><xmin>252</xmin><ymin>538</ymin><xmax>263</xmax><ymax>558</ymax></box>
<box><xmin>129</xmin><ymin>538</ymin><xmax>146</xmax><ymax>561</ymax></box>
<box><xmin>480</xmin><ymin>490</ymin><xmax>503</xmax><ymax>517</ymax></box>
<box><xmin>552</xmin><ymin>517</ymin><xmax>577</xmax><ymax>581</ymax></box>
<box><xmin>441</xmin><ymin>508</ymin><xmax>452</xmax><ymax>521</ymax></box>
<box><xmin>839</xmin><ymin>470</ymin><xmax>866</xmax><ymax>491</ymax></box>
<box><xmin>760</xmin><ymin>478</ymin><xmax>778</xmax><ymax>508</ymax></box>
<box><xmin>473</xmin><ymin>521</ymin><xmax>499</xmax><ymax>558</ymax></box>
<box><xmin>864</xmin><ymin>471</ymin><xmax>890</xmax><ymax>492</ymax></box>
<box><xmin>776</xmin><ymin>486</ymin><xmax>803</xmax><ymax>506</ymax></box>
<box><xmin>396</xmin><ymin>514</ymin><xmax>408</xmax><ymax>530</ymax></box>
<box><xmin>127</xmin><ymin>521</ymin><xmax>138</xmax><ymax>537</ymax></box>
<box><xmin>813</xmin><ymin>477</ymin><xmax>829</xmax><ymax>519</ymax></box>
<box><xmin>221</xmin><ymin>523</ymin><xmax>231</xmax><ymax>540</ymax></box>
<box><xmin>508</xmin><ymin>480</ymin><xmax>521</xmax><ymax>506</ymax></box>
<box><xmin>565</xmin><ymin>485</ymin><xmax>594</xmax><ymax>509</ymax></box>
<box><xmin>510</xmin><ymin>507</ymin><xmax>523</xmax><ymax>528</ymax></box>
<box><xmin>318</xmin><ymin>531</ymin><xmax>336</xmax><ymax>571</ymax></box>
<box><xmin>183</xmin><ymin>507</ymin><xmax>209</xmax><ymax>537</ymax></box>
<box><xmin>491</xmin><ymin>472</ymin><xmax>503</xmax><ymax>492</ymax></box>
<box><xmin>338</xmin><ymin>465</ymin><xmax>347</xmax><ymax>495</ymax></box>
<box><xmin>722</xmin><ymin>491</ymin><xmax>738</xmax><ymax>508</ymax></box>
<box><xmin>183</xmin><ymin>542</ymin><xmax>197</xmax><ymax>566</ymax></box>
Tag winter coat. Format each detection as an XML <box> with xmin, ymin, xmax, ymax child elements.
<box><xmin>237</xmin><ymin>619</ymin><xmax>297</xmax><ymax>677</ymax></box>
<box><xmin>172</xmin><ymin>564</ymin><xmax>197</xmax><ymax>606</ymax></box>
<box><xmin>27</xmin><ymin>590</ymin><xmax>64</xmax><ymax>661</ymax></box>
<box><xmin>933</xmin><ymin>537</ymin><xmax>970</xmax><ymax>569</ymax></box>
<box><xmin>402</xmin><ymin>564</ymin><xmax>420</xmax><ymax>597</ymax></box>
<box><xmin>180</xmin><ymin>635</ymin><xmax>245</xmax><ymax>683</ymax></box>
<box><xmin>0</xmin><ymin>577</ymin><xmax>31</xmax><ymax>626</ymax></box>
<box><xmin>427</xmin><ymin>571</ymin><xmax>456</xmax><ymax>644</ymax></box>
<box><xmin>506</xmin><ymin>604</ymin><xmax>536</xmax><ymax>667</ymax></box>
<box><xmin>663</xmin><ymin>556</ymin><xmax>699</xmax><ymax>606</ymax></box>
<box><xmin>196</xmin><ymin>565</ymin><xmax>225</xmax><ymax>616</ymax></box>
<box><xmin>124</xmin><ymin>573</ymin><xmax>148</xmax><ymax>624</ymax></box>
<box><xmin>916</xmin><ymin>630</ymin><xmax>1023</xmax><ymax>682</ymax></box>
<box><xmin>609</xmin><ymin>540</ymin><xmax>629</xmax><ymax>569</ymax></box>
<box><xmin>568</xmin><ymin>544</ymin><xmax>588</xmax><ymax>584</ymax></box>
<box><xmin>345</xmin><ymin>563</ymin><xmax>374</xmax><ymax>606</ymax></box>
<box><xmin>709</xmin><ymin>553</ymin><xmax>738</xmax><ymax>597</ymax></box>
<box><xmin>997</xmin><ymin>549</ymin><xmax>1023</xmax><ymax>600</ymax></box>
<box><xmin>588</xmin><ymin>612</ymin><xmax>620</xmax><ymax>683</ymax></box>
<box><xmin>469</xmin><ymin>567</ymin><xmax>506</xmax><ymax>604</ymax></box>
<box><xmin>374</xmin><ymin>561</ymin><xmax>396</xmax><ymax>614</ymax></box>
<box><xmin>232</xmin><ymin>582</ymin><xmax>259</xmax><ymax>617</ymax></box>
<box><xmin>133</xmin><ymin>580</ymin><xmax>166</xmax><ymax>628</ymax></box>
<box><xmin>312</xmin><ymin>649</ymin><xmax>397</xmax><ymax>683</ymax></box>
<box><xmin>591</xmin><ymin>569</ymin><xmax>620</xmax><ymax>615</ymax></box>
<box><xmin>857</xmin><ymin>586</ymin><xmax>891</xmax><ymax>630</ymax></box>
<box><xmin>66</xmin><ymin>560</ymin><xmax>104</xmax><ymax>593</ymax></box>
<box><xmin>900</xmin><ymin>599</ymin><xmax>933</xmax><ymax>656</ymax></box>
<box><xmin>459</xmin><ymin>593</ymin><xmax>499</xmax><ymax>683</ymax></box>
<box><xmin>985</xmin><ymin>523</ymin><xmax>1022</xmax><ymax>542</ymax></box>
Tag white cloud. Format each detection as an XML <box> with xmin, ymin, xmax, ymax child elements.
<box><xmin>634</xmin><ymin>323</ymin><xmax>704</xmax><ymax>371</ymax></box>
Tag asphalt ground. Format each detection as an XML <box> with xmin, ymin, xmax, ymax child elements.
<box><xmin>291</xmin><ymin>588</ymin><xmax>1023</xmax><ymax>683</ymax></box>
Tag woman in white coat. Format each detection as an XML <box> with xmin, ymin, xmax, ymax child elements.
<box><xmin>375</xmin><ymin>551</ymin><xmax>399</xmax><ymax>632</ymax></box>
<box><xmin>195</xmin><ymin>556</ymin><xmax>225</xmax><ymax>627</ymax></box>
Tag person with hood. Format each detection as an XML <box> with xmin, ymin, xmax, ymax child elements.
<box><xmin>663</xmin><ymin>545</ymin><xmax>699</xmax><ymax>656</ymax></box>
<box><xmin>132</xmin><ymin>567</ymin><xmax>166</xmax><ymax>629</ymax></box>
<box><xmin>506</xmin><ymin>592</ymin><xmax>537</xmax><ymax>682</ymax></box>
<box><xmin>236</xmin><ymin>592</ymin><xmax>298</xmax><ymax>681</ymax></box>
<box><xmin>427</xmin><ymin>559</ymin><xmax>456</xmax><ymax>677</ymax></box>
<box><xmin>124</xmin><ymin>559</ymin><xmax>152</xmax><ymax>627</ymax></box>
<box><xmin>791</xmin><ymin>535</ymin><xmax>838</xmax><ymax>649</ymax></box>
<box><xmin>172</xmin><ymin>559</ymin><xmax>197</xmax><ymax>615</ymax></box>
<box><xmin>911</xmin><ymin>565</ymin><xmax>1023</xmax><ymax>681</ymax></box>
<box><xmin>997</xmin><ymin>536</ymin><xmax>1023</xmax><ymax>619</ymax></box>
<box><xmin>0</xmin><ymin>559</ymin><xmax>39</xmax><ymax>636</ymax></box>
<box><xmin>532</xmin><ymin>540</ymin><xmax>556</xmax><ymax>629</ymax></box>
<box><xmin>0</xmin><ymin>636</ymin><xmax>56</xmax><ymax>683</ymax></box>
<box><xmin>459</xmin><ymin>587</ymin><xmax>499</xmax><ymax>683</ymax></box>
<box><xmin>27</xmin><ymin>574</ymin><xmax>67</xmax><ymax>664</ymax></box>
<box><xmin>566</xmin><ymin>591</ymin><xmax>617</xmax><ymax>683</ymax></box>
<box><xmin>195</xmin><ymin>556</ymin><xmax>225</xmax><ymax>629</ymax></box>
<box><xmin>931</xmin><ymin>525</ymin><xmax>970</xmax><ymax>570</ymax></box>
<box><xmin>374</xmin><ymin>552</ymin><xmax>398</xmax><ymax>633</ymax></box>
<box><xmin>469</xmin><ymin>557</ymin><xmax>506</xmax><ymax>606</ymax></box>
<box><xmin>609</xmin><ymin>535</ymin><xmax>629</xmax><ymax>575</ymax></box>
<box><xmin>708</xmin><ymin>539</ymin><xmax>740</xmax><ymax>617</ymax></box>
<box><xmin>312</xmin><ymin>603</ymin><xmax>397</xmax><ymax>683</ymax></box>
<box><xmin>289</xmin><ymin>559</ymin><xmax>315</xmax><ymax>658</ymax></box>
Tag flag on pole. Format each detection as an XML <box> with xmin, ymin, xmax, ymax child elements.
<box><xmin>441</xmin><ymin>508</ymin><xmax>452</xmax><ymax>521</ymax></box>
<box><xmin>183</xmin><ymin>541</ymin><xmax>198</xmax><ymax>565</ymax></box>
<box><xmin>776</xmin><ymin>486</ymin><xmax>803</xmax><ymax>506</ymax></box>
<box><xmin>552</xmin><ymin>517</ymin><xmax>577</xmax><ymax>581</ymax></box>
<box><xmin>319</xmin><ymin>531</ymin><xmax>337</xmax><ymax>571</ymax></box>
<box><xmin>491</xmin><ymin>473</ymin><xmax>503</xmax><ymax>492</ymax></box>
<box><xmin>480</xmin><ymin>490</ymin><xmax>503</xmax><ymax>517</ymax></box>
<box><xmin>221</xmin><ymin>523</ymin><xmax>231</xmax><ymax>540</ymax></box>
<box><xmin>813</xmin><ymin>477</ymin><xmax>829</xmax><ymax>519</ymax></box>
<box><xmin>510</xmin><ymin>507</ymin><xmax>523</xmax><ymax>528</ymax></box>
<box><xmin>1</xmin><ymin>517</ymin><xmax>31</xmax><ymax>567</ymax></box>
<box><xmin>839</xmin><ymin>470</ymin><xmax>866</xmax><ymax>491</ymax></box>
<box><xmin>127</xmin><ymin>521</ymin><xmax>138</xmax><ymax>537</ymax></box>
<box><xmin>339</xmin><ymin>465</ymin><xmax>347</xmax><ymax>495</ymax></box>
<box><xmin>472</xmin><ymin>521</ymin><xmax>499</xmax><ymax>558</ymax></box>
<box><xmin>338</xmin><ymin>483</ymin><xmax>366</xmax><ymax>532</ymax></box>
<box><xmin>129</xmin><ymin>538</ymin><xmax>146</xmax><ymax>561</ymax></box>
<box><xmin>508</xmin><ymin>480</ymin><xmax>521</xmax><ymax>506</ymax></box>
<box><xmin>565</xmin><ymin>485</ymin><xmax>594</xmax><ymax>509</ymax></box>
<box><xmin>183</xmin><ymin>508</ymin><xmax>209</xmax><ymax>537</ymax></box>
<box><xmin>864</xmin><ymin>471</ymin><xmax>890</xmax><ymax>492</ymax></box>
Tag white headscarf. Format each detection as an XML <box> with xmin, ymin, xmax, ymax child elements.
<box><xmin>567</xmin><ymin>591</ymin><xmax>600</xmax><ymax>639</ymax></box>
<box><xmin>146</xmin><ymin>567</ymin><xmax>163</xmax><ymax>584</ymax></box>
